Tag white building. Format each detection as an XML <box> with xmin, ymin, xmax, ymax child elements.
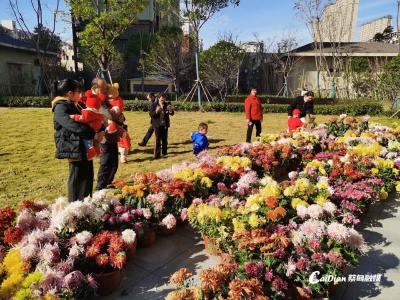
<box><xmin>313</xmin><ymin>0</ymin><xmax>359</xmax><ymax>43</ymax></box>
<box><xmin>240</xmin><ymin>41</ymin><xmax>264</xmax><ymax>53</ymax></box>
<box><xmin>60</xmin><ymin>42</ymin><xmax>83</xmax><ymax>72</ymax></box>
<box><xmin>359</xmin><ymin>15</ymin><xmax>392</xmax><ymax>42</ymax></box>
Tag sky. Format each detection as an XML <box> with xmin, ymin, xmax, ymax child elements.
<box><xmin>0</xmin><ymin>0</ymin><xmax>398</xmax><ymax>48</ymax></box>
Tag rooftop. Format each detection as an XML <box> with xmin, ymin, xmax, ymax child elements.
<box><xmin>0</xmin><ymin>33</ymin><xmax>57</xmax><ymax>55</ymax></box>
<box><xmin>291</xmin><ymin>42</ymin><xmax>400</xmax><ymax>57</ymax></box>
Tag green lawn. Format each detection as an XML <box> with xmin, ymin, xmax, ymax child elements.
<box><xmin>0</xmin><ymin>108</ymin><xmax>398</xmax><ymax>207</ymax></box>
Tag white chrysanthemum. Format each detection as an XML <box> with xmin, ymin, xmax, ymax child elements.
<box><xmin>288</xmin><ymin>171</ymin><xmax>298</xmax><ymax>180</ymax></box>
<box><xmin>122</xmin><ymin>229</ymin><xmax>137</xmax><ymax>245</ymax></box>
<box><xmin>75</xmin><ymin>231</ymin><xmax>93</xmax><ymax>245</ymax></box>
<box><xmin>68</xmin><ymin>244</ymin><xmax>84</xmax><ymax>258</ymax></box>
<box><xmin>20</xmin><ymin>244</ymin><xmax>37</xmax><ymax>261</ymax></box>
<box><xmin>347</xmin><ymin>228</ymin><xmax>366</xmax><ymax>252</ymax></box>
<box><xmin>260</xmin><ymin>176</ymin><xmax>274</xmax><ymax>186</ymax></box>
<box><xmin>296</xmin><ymin>205</ymin><xmax>308</xmax><ymax>219</ymax></box>
<box><xmin>326</xmin><ymin>222</ymin><xmax>349</xmax><ymax>243</ymax></box>
<box><xmin>51</xmin><ymin>197</ymin><xmax>69</xmax><ymax>215</ymax></box>
<box><xmin>290</xmin><ymin>230</ymin><xmax>305</xmax><ymax>246</ymax></box>
<box><xmin>307</xmin><ymin>204</ymin><xmax>324</xmax><ymax>219</ymax></box>
<box><xmin>36</xmin><ymin>209</ymin><xmax>51</xmax><ymax>220</ymax></box>
<box><xmin>323</xmin><ymin>202</ymin><xmax>337</xmax><ymax>215</ymax></box>
<box><xmin>142</xmin><ymin>208</ymin><xmax>152</xmax><ymax>219</ymax></box>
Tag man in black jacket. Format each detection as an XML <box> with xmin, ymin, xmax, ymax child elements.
<box><xmin>287</xmin><ymin>91</ymin><xmax>315</xmax><ymax>123</ymax></box>
<box><xmin>138</xmin><ymin>93</ymin><xmax>156</xmax><ymax>146</ymax></box>
<box><xmin>150</xmin><ymin>93</ymin><xmax>174</xmax><ymax>159</ymax></box>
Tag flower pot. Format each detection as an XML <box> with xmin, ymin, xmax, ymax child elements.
<box><xmin>94</xmin><ymin>269</ymin><xmax>122</xmax><ymax>296</ymax></box>
<box><xmin>203</xmin><ymin>235</ymin><xmax>220</xmax><ymax>256</ymax></box>
<box><xmin>138</xmin><ymin>228</ymin><xmax>156</xmax><ymax>248</ymax></box>
<box><xmin>126</xmin><ymin>240</ymin><xmax>137</xmax><ymax>261</ymax></box>
<box><xmin>161</xmin><ymin>224</ymin><xmax>177</xmax><ymax>236</ymax></box>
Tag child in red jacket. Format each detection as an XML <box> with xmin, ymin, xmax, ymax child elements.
<box><xmin>70</xmin><ymin>90</ymin><xmax>105</xmax><ymax>160</ymax></box>
<box><xmin>107</xmin><ymin>83</ymin><xmax>131</xmax><ymax>163</ymax></box>
<box><xmin>288</xmin><ymin>109</ymin><xmax>304</xmax><ymax>132</ymax></box>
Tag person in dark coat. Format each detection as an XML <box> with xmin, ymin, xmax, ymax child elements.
<box><xmin>150</xmin><ymin>93</ymin><xmax>174</xmax><ymax>159</ymax></box>
<box><xmin>287</xmin><ymin>91</ymin><xmax>315</xmax><ymax>123</ymax></box>
<box><xmin>52</xmin><ymin>79</ymin><xmax>104</xmax><ymax>202</ymax></box>
<box><xmin>138</xmin><ymin>93</ymin><xmax>157</xmax><ymax>146</ymax></box>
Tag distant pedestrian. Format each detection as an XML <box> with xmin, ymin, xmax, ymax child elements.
<box><xmin>244</xmin><ymin>88</ymin><xmax>263</xmax><ymax>143</ymax></box>
<box><xmin>51</xmin><ymin>79</ymin><xmax>104</xmax><ymax>202</ymax></box>
<box><xmin>191</xmin><ymin>123</ymin><xmax>209</xmax><ymax>155</ymax></box>
<box><xmin>138</xmin><ymin>93</ymin><xmax>157</xmax><ymax>146</ymax></box>
<box><xmin>150</xmin><ymin>93</ymin><xmax>174</xmax><ymax>159</ymax></box>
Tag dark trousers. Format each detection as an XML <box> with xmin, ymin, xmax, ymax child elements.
<box><xmin>154</xmin><ymin>126</ymin><xmax>168</xmax><ymax>158</ymax></box>
<box><xmin>68</xmin><ymin>159</ymin><xmax>94</xmax><ymax>202</ymax></box>
<box><xmin>246</xmin><ymin>120</ymin><xmax>262</xmax><ymax>143</ymax></box>
<box><xmin>140</xmin><ymin>126</ymin><xmax>154</xmax><ymax>145</ymax></box>
<box><xmin>96</xmin><ymin>142</ymin><xmax>119</xmax><ymax>190</ymax></box>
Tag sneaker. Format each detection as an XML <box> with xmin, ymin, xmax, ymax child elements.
<box><xmin>138</xmin><ymin>142</ymin><xmax>146</xmax><ymax>147</ymax></box>
<box><xmin>120</xmin><ymin>158</ymin><xmax>128</xmax><ymax>164</ymax></box>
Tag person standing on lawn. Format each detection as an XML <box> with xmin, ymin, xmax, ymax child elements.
<box><xmin>287</xmin><ymin>91</ymin><xmax>315</xmax><ymax>124</ymax></box>
<box><xmin>245</xmin><ymin>88</ymin><xmax>263</xmax><ymax>143</ymax></box>
<box><xmin>52</xmin><ymin>79</ymin><xmax>104</xmax><ymax>202</ymax></box>
<box><xmin>93</xmin><ymin>78</ymin><xmax>121</xmax><ymax>190</ymax></box>
<box><xmin>150</xmin><ymin>93</ymin><xmax>174</xmax><ymax>159</ymax></box>
<box><xmin>138</xmin><ymin>93</ymin><xmax>157</xmax><ymax>147</ymax></box>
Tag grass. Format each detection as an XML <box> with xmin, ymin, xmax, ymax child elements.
<box><xmin>0</xmin><ymin>108</ymin><xmax>398</xmax><ymax>207</ymax></box>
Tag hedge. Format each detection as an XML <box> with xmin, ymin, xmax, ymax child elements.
<box><xmin>0</xmin><ymin>96</ymin><xmax>384</xmax><ymax>116</ymax></box>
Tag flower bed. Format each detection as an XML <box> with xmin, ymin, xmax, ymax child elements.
<box><xmin>0</xmin><ymin>115</ymin><xmax>399</xmax><ymax>299</ymax></box>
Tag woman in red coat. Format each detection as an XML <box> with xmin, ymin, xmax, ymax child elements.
<box><xmin>244</xmin><ymin>88</ymin><xmax>263</xmax><ymax>143</ymax></box>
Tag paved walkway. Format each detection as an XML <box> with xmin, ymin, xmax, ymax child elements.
<box><xmin>103</xmin><ymin>194</ymin><xmax>400</xmax><ymax>300</ymax></box>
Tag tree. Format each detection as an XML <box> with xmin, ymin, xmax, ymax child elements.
<box><xmin>377</xmin><ymin>55</ymin><xmax>400</xmax><ymax>109</ymax></box>
<box><xmin>373</xmin><ymin>26</ymin><xmax>393</xmax><ymax>43</ymax></box>
<box><xmin>161</xmin><ymin>0</ymin><xmax>240</xmax><ymax>105</ymax></box>
<box><xmin>33</xmin><ymin>25</ymin><xmax>62</xmax><ymax>54</ymax></box>
<box><xmin>9</xmin><ymin>0</ymin><xmax>61</xmax><ymax>96</ymax></box>
<box><xmin>66</xmin><ymin>0</ymin><xmax>146</xmax><ymax>78</ymax></box>
<box><xmin>274</xmin><ymin>33</ymin><xmax>302</xmax><ymax>97</ymax></box>
<box><xmin>143</xmin><ymin>26</ymin><xmax>194</xmax><ymax>96</ymax></box>
<box><xmin>201</xmin><ymin>39</ymin><xmax>244</xmax><ymax>100</ymax></box>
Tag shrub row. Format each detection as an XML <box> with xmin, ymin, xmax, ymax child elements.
<box><xmin>0</xmin><ymin>96</ymin><xmax>383</xmax><ymax>116</ymax></box>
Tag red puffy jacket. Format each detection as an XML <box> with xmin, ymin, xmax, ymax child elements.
<box><xmin>244</xmin><ymin>95</ymin><xmax>263</xmax><ymax>121</ymax></box>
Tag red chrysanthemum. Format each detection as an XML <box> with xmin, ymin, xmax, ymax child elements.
<box><xmin>86</xmin><ymin>245</ymin><xmax>100</xmax><ymax>258</ymax></box>
<box><xmin>110</xmin><ymin>253</ymin><xmax>126</xmax><ymax>270</ymax></box>
<box><xmin>3</xmin><ymin>226</ymin><xmax>23</xmax><ymax>245</ymax></box>
<box><xmin>95</xmin><ymin>253</ymin><xmax>109</xmax><ymax>267</ymax></box>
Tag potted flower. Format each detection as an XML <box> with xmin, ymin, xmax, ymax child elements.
<box><xmin>121</xmin><ymin>229</ymin><xmax>137</xmax><ymax>260</ymax></box>
<box><xmin>160</xmin><ymin>214</ymin><xmax>177</xmax><ymax>236</ymax></box>
<box><xmin>84</xmin><ymin>231</ymin><xmax>127</xmax><ymax>295</ymax></box>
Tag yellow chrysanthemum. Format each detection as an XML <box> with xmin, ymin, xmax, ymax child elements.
<box><xmin>371</xmin><ymin>168</ymin><xmax>379</xmax><ymax>175</ymax></box>
<box><xmin>375</xmin><ymin>158</ymin><xmax>394</xmax><ymax>169</ymax></box>
<box><xmin>260</xmin><ymin>180</ymin><xmax>281</xmax><ymax>198</ymax></box>
<box><xmin>291</xmin><ymin>198</ymin><xmax>309</xmax><ymax>209</ymax></box>
<box><xmin>248</xmin><ymin>213</ymin><xmax>261</xmax><ymax>228</ymax></box>
<box><xmin>232</xmin><ymin>218</ymin><xmax>246</xmax><ymax>233</ymax></box>
<box><xmin>216</xmin><ymin>156</ymin><xmax>251</xmax><ymax>171</ymax></box>
<box><xmin>396</xmin><ymin>182</ymin><xmax>400</xmax><ymax>192</ymax></box>
<box><xmin>200</xmin><ymin>177</ymin><xmax>213</xmax><ymax>188</ymax></box>
<box><xmin>379</xmin><ymin>188</ymin><xmax>388</xmax><ymax>201</ymax></box>
<box><xmin>350</xmin><ymin>143</ymin><xmax>382</xmax><ymax>157</ymax></box>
